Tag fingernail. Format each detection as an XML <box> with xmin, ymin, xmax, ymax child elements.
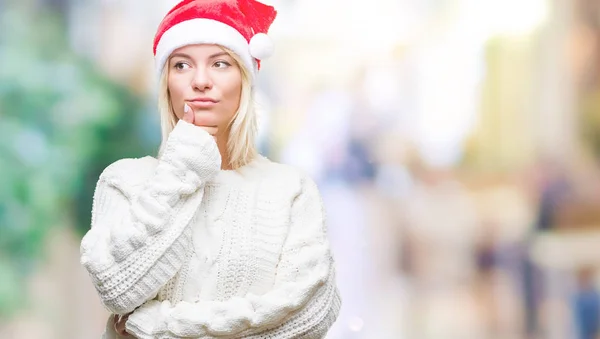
<box><xmin>184</xmin><ymin>103</ymin><xmax>190</xmax><ymax>113</ymax></box>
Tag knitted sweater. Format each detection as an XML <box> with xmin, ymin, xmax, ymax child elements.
<box><xmin>80</xmin><ymin>120</ymin><xmax>342</xmax><ymax>339</ymax></box>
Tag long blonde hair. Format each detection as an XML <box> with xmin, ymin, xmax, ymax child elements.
<box><xmin>157</xmin><ymin>47</ymin><xmax>258</xmax><ymax>170</ymax></box>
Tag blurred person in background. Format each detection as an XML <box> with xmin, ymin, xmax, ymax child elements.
<box><xmin>572</xmin><ymin>267</ymin><xmax>600</xmax><ymax>339</ymax></box>
<box><xmin>522</xmin><ymin>158</ymin><xmax>572</xmax><ymax>338</ymax></box>
<box><xmin>79</xmin><ymin>0</ymin><xmax>341</xmax><ymax>338</ymax></box>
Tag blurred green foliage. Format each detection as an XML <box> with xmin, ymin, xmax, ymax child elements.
<box><xmin>581</xmin><ymin>90</ymin><xmax>600</xmax><ymax>158</ymax></box>
<box><xmin>0</xmin><ymin>4</ymin><xmax>157</xmax><ymax>318</ymax></box>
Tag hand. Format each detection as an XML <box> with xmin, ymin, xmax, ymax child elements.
<box><xmin>114</xmin><ymin>313</ymin><xmax>134</xmax><ymax>337</ymax></box>
<box><xmin>183</xmin><ymin>103</ymin><xmax>218</xmax><ymax>141</ymax></box>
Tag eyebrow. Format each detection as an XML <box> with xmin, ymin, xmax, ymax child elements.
<box><xmin>208</xmin><ymin>52</ymin><xmax>229</xmax><ymax>59</ymax></box>
<box><xmin>169</xmin><ymin>51</ymin><xmax>230</xmax><ymax>61</ymax></box>
<box><xmin>170</xmin><ymin>52</ymin><xmax>191</xmax><ymax>60</ymax></box>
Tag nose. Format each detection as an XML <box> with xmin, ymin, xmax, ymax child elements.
<box><xmin>191</xmin><ymin>67</ymin><xmax>212</xmax><ymax>91</ymax></box>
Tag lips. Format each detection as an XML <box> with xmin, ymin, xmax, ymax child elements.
<box><xmin>187</xmin><ymin>98</ymin><xmax>218</xmax><ymax>108</ymax></box>
<box><xmin>190</xmin><ymin>97</ymin><xmax>218</xmax><ymax>103</ymax></box>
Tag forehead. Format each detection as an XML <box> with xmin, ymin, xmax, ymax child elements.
<box><xmin>171</xmin><ymin>44</ymin><xmax>230</xmax><ymax>58</ymax></box>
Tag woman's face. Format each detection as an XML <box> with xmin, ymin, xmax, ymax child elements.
<box><xmin>168</xmin><ymin>44</ymin><xmax>242</xmax><ymax>138</ymax></box>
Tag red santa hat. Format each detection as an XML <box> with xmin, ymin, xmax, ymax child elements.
<box><xmin>153</xmin><ymin>0</ymin><xmax>277</xmax><ymax>80</ymax></box>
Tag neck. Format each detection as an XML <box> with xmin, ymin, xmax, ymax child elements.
<box><xmin>216</xmin><ymin>135</ymin><xmax>231</xmax><ymax>170</ymax></box>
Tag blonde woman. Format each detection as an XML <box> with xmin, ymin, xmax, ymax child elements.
<box><xmin>79</xmin><ymin>0</ymin><xmax>342</xmax><ymax>338</ymax></box>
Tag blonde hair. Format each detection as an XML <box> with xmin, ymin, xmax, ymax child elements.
<box><xmin>157</xmin><ymin>47</ymin><xmax>258</xmax><ymax>170</ymax></box>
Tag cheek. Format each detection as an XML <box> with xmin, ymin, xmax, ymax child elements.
<box><xmin>168</xmin><ymin>78</ymin><xmax>186</xmax><ymax>116</ymax></box>
<box><xmin>223</xmin><ymin>76</ymin><xmax>242</xmax><ymax>113</ymax></box>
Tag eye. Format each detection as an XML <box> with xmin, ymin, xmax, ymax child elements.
<box><xmin>213</xmin><ymin>60</ymin><xmax>231</xmax><ymax>68</ymax></box>
<box><xmin>174</xmin><ymin>62</ymin><xmax>190</xmax><ymax>70</ymax></box>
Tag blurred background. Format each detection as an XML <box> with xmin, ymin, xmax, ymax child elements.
<box><xmin>2</xmin><ymin>0</ymin><xmax>600</xmax><ymax>338</ymax></box>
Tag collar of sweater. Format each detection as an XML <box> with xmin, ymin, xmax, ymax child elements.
<box><xmin>210</xmin><ymin>154</ymin><xmax>270</xmax><ymax>185</ymax></box>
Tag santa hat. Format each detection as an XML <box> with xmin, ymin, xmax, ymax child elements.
<box><xmin>153</xmin><ymin>0</ymin><xmax>277</xmax><ymax>80</ymax></box>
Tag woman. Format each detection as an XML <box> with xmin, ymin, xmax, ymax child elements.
<box><xmin>79</xmin><ymin>0</ymin><xmax>342</xmax><ymax>338</ymax></box>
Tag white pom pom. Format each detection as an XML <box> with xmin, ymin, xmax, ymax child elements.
<box><xmin>249</xmin><ymin>33</ymin><xmax>274</xmax><ymax>60</ymax></box>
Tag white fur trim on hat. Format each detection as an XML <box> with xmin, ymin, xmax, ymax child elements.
<box><xmin>154</xmin><ymin>18</ymin><xmax>256</xmax><ymax>79</ymax></box>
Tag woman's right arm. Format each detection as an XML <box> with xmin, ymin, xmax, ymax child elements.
<box><xmin>80</xmin><ymin>120</ymin><xmax>221</xmax><ymax>315</ymax></box>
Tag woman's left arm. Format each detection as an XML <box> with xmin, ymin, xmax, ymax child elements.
<box><xmin>126</xmin><ymin>176</ymin><xmax>342</xmax><ymax>339</ymax></box>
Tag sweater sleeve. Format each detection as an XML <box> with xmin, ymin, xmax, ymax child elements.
<box><xmin>125</xmin><ymin>175</ymin><xmax>342</xmax><ymax>339</ymax></box>
<box><xmin>80</xmin><ymin>120</ymin><xmax>221</xmax><ymax>315</ymax></box>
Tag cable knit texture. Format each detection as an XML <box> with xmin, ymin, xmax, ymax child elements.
<box><xmin>81</xmin><ymin>120</ymin><xmax>341</xmax><ymax>338</ymax></box>
<box><xmin>81</xmin><ymin>120</ymin><xmax>221</xmax><ymax>314</ymax></box>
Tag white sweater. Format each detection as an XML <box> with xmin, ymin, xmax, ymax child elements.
<box><xmin>80</xmin><ymin>120</ymin><xmax>342</xmax><ymax>339</ymax></box>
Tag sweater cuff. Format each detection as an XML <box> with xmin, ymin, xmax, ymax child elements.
<box><xmin>126</xmin><ymin>300</ymin><xmax>170</xmax><ymax>338</ymax></box>
<box><xmin>160</xmin><ymin>119</ymin><xmax>221</xmax><ymax>182</ymax></box>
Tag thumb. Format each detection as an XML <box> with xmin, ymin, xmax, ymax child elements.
<box><xmin>182</xmin><ymin>103</ymin><xmax>194</xmax><ymax>124</ymax></box>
